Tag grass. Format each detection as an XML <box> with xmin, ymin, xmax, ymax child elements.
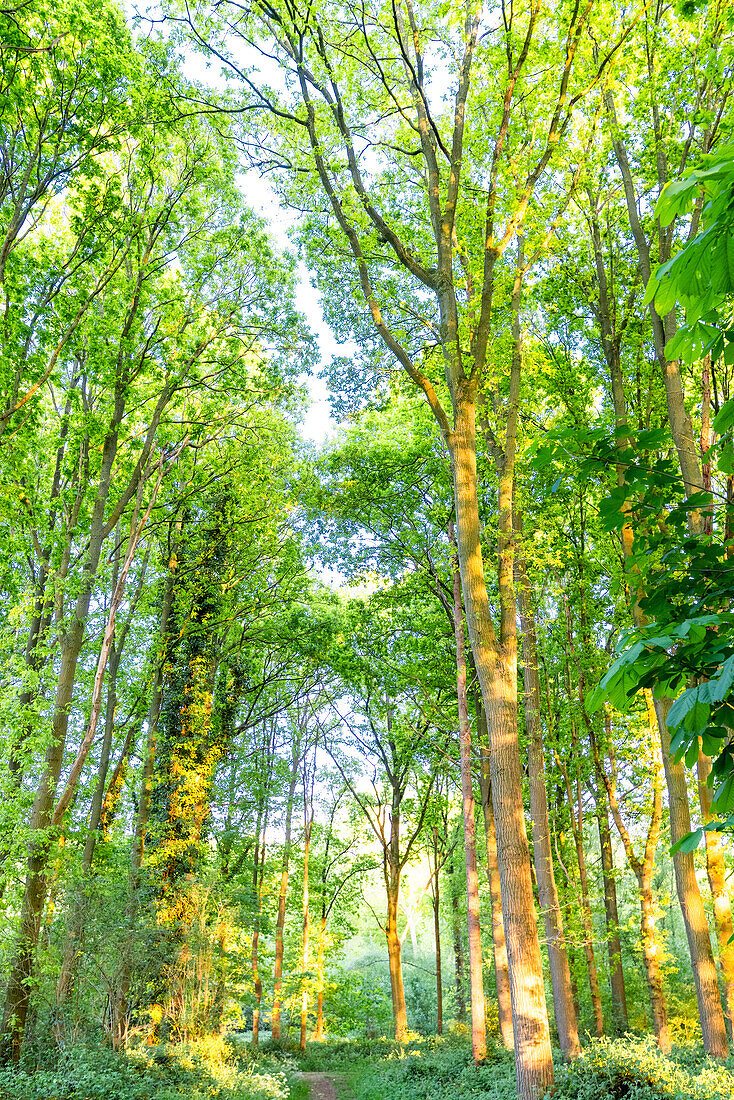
<box><xmin>292</xmin><ymin>1033</ymin><xmax>734</xmax><ymax>1100</ymax></box>
<box><xmin>0</xmin><ymin>1034</ymin><xmax>299</xmax><ymax>1100</ymax></box>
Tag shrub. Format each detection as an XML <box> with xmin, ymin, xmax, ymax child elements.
<box><xmin>0</xmin><ymin>1036</ymin><xmax>293</xmax><ymax>1100</ymax></box>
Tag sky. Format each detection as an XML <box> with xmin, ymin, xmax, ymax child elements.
<box><xmin>129</xmin><ymin>0</ymin><xmax>347</xmax><ymax>448</ymax></box>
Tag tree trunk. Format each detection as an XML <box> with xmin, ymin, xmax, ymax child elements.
<box><xmin>55</xmin><ymin>636</ymin><xmax>121</xmax><ymax>1017</ymax></box>
<box><xmin>385</xmin><ymin>862</ymin><xmax>408</xmax><ymax>1041</ymax></box>
<box><xmin>600</xmin><ymin>708</ymin><xmax>670</xmax><ymax>1051</ymax></box>
<box><xmin>476</xmin><ymin>708</ymin><xmax>513</xmax><ymax>1049</ymax></box>
<box><xmin>608</xmin><ymin>110</ymin><xmax>728</xmax><ymax>1058</ymax></box>
<box><xmin>639</xmin><ymin>874</ymin><xmax>670</xmax><ymax>1052</ymax></box>
<box><xmin>432</xmin><ymin>853</ymin><xmax>443</xmax><ymax>1036</ymax></box>
<box><xmin>559</xmin><ymin>593</ymin><xmax>604</xmax><ymax>1038</ymax></box>
<box><xmin>112</xmin><ymin>562</ymin><xmax>176</xmax><ymax>1050</ymax></box>
<box><xmin>451</xmin><ymin>529</ymin><xmax>487</xmax><ymax>1063</ymax></box>
<box><xmin>596</xmin><ymin>799</ymin><xmax>629</xmax><ymax>1033</ymax></box>
<box><xmin>449</xmin><ymin>860</ymin><xmax>467</xmax><ymax>1023</ymax></box>
<box><xmin>698</xmin><ymin>751</ymin><xmax>734</xmax><ymax>1037</ymax></box>
<box><xmin>450</xmin><ymin>393</ymin><xmax>553</xmax><ymax>1098</ymax></box>
<box><xmin>272</xmin><ymin>741</ymin><xmax>300</xmax><ymax>1041</ymax></box>
<box><xmin>315</xmin><ymin>911</ymin><xmax>327</xmax><ymax>1041</ymax></box>
<box><xmin>300</xmin><ymin>810</ymin><xmax>312</xmax><ymax>1052</ymax></box>
<box><xmin>514</xmin><ymin>535</ymin><xmax>580</xmax><ymax>1059</ymax></box>
<box><xmin>657</xmin><ymin>696</ymin><xmax>728</xmax><ymax>1056</ymax></box>
<box><xmin>0</xmin><ymin>395</ymin><xmax>125</xmax><ymax>1063</ymax></box>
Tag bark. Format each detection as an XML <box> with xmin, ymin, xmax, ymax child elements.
<box><xmin>0</xmin><ymin>382</ymin><xmax>126</xmax><ymax>1063</ymax></box>
<box><xmin>272</xmin><ymin>738</ymin><xmax>301</xmax><ymax>1041</ymax></box>
<box><xmin>657</xmin><ymin>695</ymin><xmax>728</xmax><ymax>1056</ymax></box>
<box><xmin>698</xmin><ymin>751</ymin><xmax>734</xmax><ymax>1037</ymax></box>
<box><xmin>450</xmin><ymin>392</ymin><xmax>554</xmax><ymax>1097</ymax></box>
<box><xmin>451</xmin><ymin>526</ymin><xmax>487</xmax><ymax>1063</ymax></box>
<box><xmin>55</xmin><ymin>635</ymin><xmax>121</xmax><ymax>1017</ymax></box>
<box><xmin>432</xmin><ymin>832</ymin><xmax>443</xmax><ymax>1036</ymax></box>
<box><xmin>476</xmin><ymin>703</ymin><xmax>513</xmax><ymax>1049</ymax></box>
<box><xmin>596</xmin><ymin>797</ymin><xmax>629</xmax><ymax>1033</ymax></box>
<box><xmin>449</xmin><ymin>860</ymin><xmax>467</xmax><ymax>1023</ymax></box>
<box><xmin>112</xmin><ymin>563</ymin><xmax>176</xmax><ymax>1050</ymax></box>
<box><xmin>251</xmin><ymin>835</ymin><xmax>264</xmax><ymax>1048</ymax></box>
<box><xmin>558</xmin><ymin>592</ymin><xmax>604</xmax><ymax>1037</ymax></box>
<box><xmin>598</xmin><ymin>706</ymin><xmax>670</xmax><ymax>1051</ymax></box>
<box><xmin>299</xmin><ymin>805</ymin><xmax>313</xmax><ymax>1052</ymax></box>
<box><xmin>315</xmin><ymin>912</ymin><xmax>327</xmax><ymax>1041</ymax></box>
<box><xmin>590</xmin><ymin>171</ymin><xmax>727</xmax><ymax>1053</ymax></box>
<box><xmin>386</xmin><ymin>870</ymin><xmax>408</xmax><ymax>1041</ymax></box>
<box><xmin>514</xmin><ymin>530</ymin><xmax>580</xmax><ymax>1058</ymax></box>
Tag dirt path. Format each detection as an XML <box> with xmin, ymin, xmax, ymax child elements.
<box><xmin>298</xmin><ymin>1071</ymin><xmax>347</xmax><ymax>1100</ymax></box>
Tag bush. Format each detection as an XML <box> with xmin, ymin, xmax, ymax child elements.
<box><xmin>550</xmin><ymin>1037</ymin><xmax>734</xmax><ymax>1100</ymax></box>
<box><xmin>0</xmin><ymin>1036</ymin><xmax>294</xmax><ymax>1100</ymax></box>
<box><xmin>338</xmin><ymin>1034</ymin><xmax>734</xmax><ymax>1100</ymax></box>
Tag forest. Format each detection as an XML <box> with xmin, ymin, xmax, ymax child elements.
<box><xmin>1</xmin><ymin>0</ymin><xmax>734</xmax><ymax>1098</ymax></box>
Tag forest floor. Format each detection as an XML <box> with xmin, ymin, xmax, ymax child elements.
<box><xmin>298</xmin><ymin>1070</ymin><xmax>348</xmax><ymax>1099</ymax></box>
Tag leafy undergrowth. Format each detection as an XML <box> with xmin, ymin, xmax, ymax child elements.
<box><xmin>297</xmin><ymin>1034</ymin><xmax>734</xmax><ymax>1100</ymax></box>
<box><xmin>0</xmin><ymin>1034</ymin><xmax>299</xmax><ymax>1100</ymax></box>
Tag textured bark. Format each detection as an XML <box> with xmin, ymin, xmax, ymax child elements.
<box><xmin>451</xmin><ymin>530</ymin><xmax>487</xmax><ymax>1063</ymax></box>
<box><xmin>591</xmin><ymin>167</ymin><xmax>727</xmax><ymax>1053</ymax></box>
<box><xmin>514</xmin><ymin>534</ymin><xmax>580</xmax><ymax>1058</ymax></box>
<box><xmin>251</xmin><ymin>832</ymin><xmax>265</xmax><ymax>1049</ymax></box>
<box><xmin>55</xmin><ymin>635</ymin><xmax>121</xmax><ymax>1017</ymax></box>
<box><xmin>477</xmin><ymin>756</ymin><xmax>513</xmax><ymax>1049</ymax></box>
<box><xmin>450</xmin><ymin>394</ymin><xmax>553</xmax><ymax>1098</ymax></box>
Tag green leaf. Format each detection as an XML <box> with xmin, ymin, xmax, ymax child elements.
<box><xmin>671</xmin><ymin>827</ymin><xmax>703</xmax><ymax>855</ymax></box>
<box><xmin>713</xmin><ymin>398</ymin><xmax>734</xmax><ymax>435</ymax></box>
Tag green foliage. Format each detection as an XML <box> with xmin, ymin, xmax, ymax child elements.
<box><xmin>0</xmin><ymin>1037</ymin><xmax>293</xmax><ymax>1100</ymax></box>
<box><xmin>551</xmin><ymin>1037</ymin><xmax>734</xmax><ymax>1100</ymax></box>
<box><xmin>304</xmin><ymin>1036</ymin><xmax>734</xmax><ymax>1100</ymax></box>
<box><xmin>647</xmin><ymin>145</ymin><xmax>734</xmax><ymax>367</ymax></box>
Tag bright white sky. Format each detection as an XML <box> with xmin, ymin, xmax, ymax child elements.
<box><xmin>130</xmin><ymin>1</ymin><xmax>348</xmax><ymax>447</ymax></box>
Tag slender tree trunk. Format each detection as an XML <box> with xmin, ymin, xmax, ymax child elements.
<box><xmin>451</xmin><ymin>398</ymin><xmax>553</xmax><ymax>1095</ymax></box>
<box><xmin>596</xmin><ymin>798</ymin><xmax>629</xmax><ymax>1033</ymax></box>
<box><xmin>657</xmin><ymin>696</ymin><xmax>728</xmax><ymax>1055</ymax></box>
<box><xmin>0</xmin><ymin>396</ymin><xmax>125</xmax><ymax>1063</ymax></box>
<box><xmin>599</xmin><ymin>709</ymin><xmax>670</xmax><ymax>1052</ymax></box>
<box><xmin>112</xmin><ymin>563</ymin><xmax>176</xmax><ymax>1050</ymax></box>
<box><xmin>315</xmin><ymin>910</ymin><xmax>327</xmax><ymax>1041</ymax></box>
<box><xmin>385</xmin><ymin>858</ymin><xmax>408</xmax><ymax>1041</ymax></box>
<box><xmin>697</xmin><ymin>751</ymin><xmax>734</xmax><ymax>1037</ymax></box>
<box><xmin>251</xmin><ymin>826</ymin><xmax>266</xmax><ymax>1049</ymax></box>
<box><xmin>559</xmin><ymin>593</ymin><xmax>604</xmax><ymax>1037</ymax></box>
<box><xmin>451</xmin><ymin>527</ymin><xmax>487</xmax><ymax>1063</ymax></box>
<box><xmin>272</xmin><ymin>741</ymin><xmax>300</xmax><ymax>1041</ymax></box>
<box><xmin>432</xmin><ymin>840</ymin><xmax>443</xmax><ymax>1037</ymax></box>
<box><xmin>300</xmin><ymin>811</ymin><xmax>312</xmax><ymax>1051</ymax></box>
<box><xmin>514</xmin><ymin>532</ymin><xmax>580</xmax><ymax>1058</ymax></box>
<box><xmin>476</xmin><ymin>705</ymin><xmax>513</xmax><ymax>1049</ymax></box>
<box><xmin>607</xmin><ymin>114</ymin><xmax>728</xmax><ymax>1058</ymax></box>
<box><xmin>55</xmin><ymin>637</ymin><xmax>121</xmax><ymax>1017</ymax></box>
<box><xmin>449</xmin><ymin>859</ymin><xmax>467</xmax><ymax>1023</ymax></box>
